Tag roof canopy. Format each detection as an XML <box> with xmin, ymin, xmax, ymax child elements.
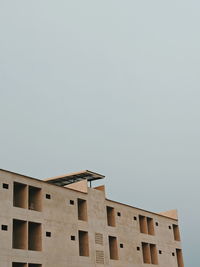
<box><xmin>44</xmin><ymin>170</ymin><xmax>105</xmax><ymax>187</ymax></box>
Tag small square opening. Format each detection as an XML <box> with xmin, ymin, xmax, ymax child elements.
<box><xmin>3</xmin><ymin>183</ymin><xmax>9</xmax><ymax>189</ymax></box>
<box><xmin>1</xmin><ymin>225</ymin><xmax>8</xmax><ymax>231</ymax></box>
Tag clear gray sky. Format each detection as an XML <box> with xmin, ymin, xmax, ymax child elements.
<box><xmin>0</xmin><ymin>0</ymin><xmax>199</xmax><ymax>265</ymax></box>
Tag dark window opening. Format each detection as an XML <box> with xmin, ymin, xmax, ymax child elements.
<box><xmin>137</xmin><ymin>246</ymin><xmax>140</xmax><ymax>251</ymax></box>
<box><xmin>77</xmin><ymin>199</ymin><xmax>87</xmax><ymax>221</ymax></box>
<box><xmin>70</xmin><ymin>200</ymin><xmax>74</xmax><ymax>205</ymax></box>
<box><xmin>155</xmin><ymin>222</ymin><xmax>159</xmax><ymax>226</ymax></box>
<box><xmin>46</xmin><ymin>194</ymin><xmax>51</xmax><ymax>199</ymax></box>
<box><xmin>3</xmin><ymin>183</ymin><xmax>9</xmax><ymax>189</ymax></box>
<box><xmin>78</xmin><ymin>230</ymin><xmax>89</xmax><ymax>256</ymax></box>
<box><xmin>29</xmin><ymin>186</ymin><xmax>42</xmax><ymax>212</ymax></box>
<box><xmin>1</xmin><ymin>225</ymin><xmax>8</xmax><ymax>231</ymax></box>
<box><xmin>12</xmin><ymin>263</ymin><xmax>27</xmax><ymax>267</ymax></box>
<box><xmin>159</xmin><ymin>250</ymin><xmax>162</xmax><ymax>254</ymax></box>
<box><xmin>28</xmin><ymin>265</ymin><xmax>42</xmax><ymax>267</ymax></box>
<box><xmin>120</xmin><ymin>243</ymin><xmax>123</xmax><ymax>248</ymax></box>
<box><xmin>71</xmin><ymin>235</ymin><xmax>75</xmax><ymax>240</ymax></box>
<box><xmin>108</xmin><ymin>236</ymin><xmax>118</xmax><ymax>260</ymax></box>
<box><xmin>28</xmin><ymin>222</ymin><xmax>42</xmax><ymax>251</ymax></box>
<box><xmin>169</xmin><ymin>225</ymin><xmax>172</xmax><ymax>229</ymax></box>
<box><xmin>117</xmin><ymin>212</ymin><xmax>121</xmax><ymax>217</ymax></box>
<box><xmin>46</xmin><ymin>232</ymin><xmax>51</xmax><ymax>237</ymax></box>
<box><xmin>13</xmin><ymin>219</ymin><xmax>27</xmax><ymax>250</ymax></box>
<box><xmin>13</xmin><ymin>182</ymin><xmax>27</xmax><ymax>209</ymax></box>
<box><xmin>134</xmin><ymin>216</ymin><xmax>137</xmax><ymax>221</ymax></box>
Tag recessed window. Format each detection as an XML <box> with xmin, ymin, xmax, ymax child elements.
<box><xmin>12</xmin><ymin>263</ymin><xmax>27</xmax><ymax>267</ymax></box>
<box><xmin>137</xmin><ymin>246</ymin><xmax>140</xmax><ymax>251</ymax></box>
<box><xmin>173</xmin><ymin>224</ymin><xmax>181</xmax><ymax>241</ymax></box>
<box><xmin>70</xmin><ymin>200</ymin><xmax>74</xmax><ymax>205</ymax></box>
<box><xmin>71</xmin><ymin>235</ymin><xmax>75</xmax><ymax>241</ymax></box>
<box><xmin>77</xmin><ymin>199</ymin><xmax>88</xmax><ymax>221</ymax></box>
<box><xmin>120</xmin><ymin>243</ymin><xmax>123</xmax><ymax>248</ymax></box>
<box><xmin>134</xmin><ymin>216</ymin><xmax>137</xmax><ymax>221</ymax></box>
<box><xmin>13</xmin><ymin>182</ymin><xmax>27</xmax><ymax>209</ymax></box>
<box><xmin>46</xmin><ymin>232</ymin><xmax>51</xmax><ymax>237</ymax></box>
<box><xmin>159</xmin><ymin>250</ymin><xmax>162</xmax><ymax>254</ymax></box>
<box><xmin>29</xmin><ymin>186</ymin><xmax>42</xmax><ymax>212</ymax></box>
<box><xmin>172</xmin><ymin>252</ymin><xmax>175</xmax><ymax>256</ymax></box>
<box><xmin>1</xmin><ymin>225</ymin><xmax>8</xmax><ymax>231</ymax></box>
<box><xmin>13</xmin><ymin>219</ymin><xmax>27</xmax><ymax>250</ymax></box>
<box><xmin>28</xmin><ymin>222</ymin><xmax>42</xmax><ymax>251</ymax></box>
<box><xmin>117</xmin><ymin>212</ymin><xmax>121</xmax><ymax>217</ymax></box>
<box><xmin>46</xmin><ymin>194</ymin><xmax>51</xmax><ymax>199</ymax></box>
<box><xmin>155</xmin><ymin>222</ymin><xmax>159</xmax><ymax>226</ymax></box>
<box><xmin>3</xmin><ymin>183</ymin><xmax>9</xmax><ymax>189</ymax></box>
<box><xmin>139</xmin><ymin>215</ymin><xmax>148</xmax><ymax>234</ymax></box>
<box><xmin>108</xmin><ymin>236</ymin><xmax>118</xmax><ymax>260</ymax></box>
<box><xmin>176</xmin><ymin>249</ymin><xmax>184</xmax><ymax>267</ymax></box>
<box><xmin>169</xmin><ymin>225</ymin><xmax>172</xmax><ymax>229</ymax></box>
<box><xmin>78</xmin><ymin>230</ymin><xmax>89</xmax><ymax>256</ymax></box>
<box><xmin>106</xmin><ymin>206</ymin><xmax>116</xmax><ymax>227</ymax></box>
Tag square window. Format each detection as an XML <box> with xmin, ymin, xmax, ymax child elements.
<box><xmin>172</xmin><ymin>252</ymin><xmax>175</xmax><ymax>256</ymax></box>
<box><xmin>71</xmin><ymin>235</ymin><xmax>75</xmax><ymax>241</ymax></box>
<box><xmin>117</xmin><ymin>212</ymin><xmax>121</xmax><ymax>217</ymax></box>
<box><xmin>155</xmin><ymin>222</ymin><xmax>159</xmax><ymax>226</ymax></box>
<box><xmin>159</xmin><ymin>250</ymin><xmax>162</xmax><ymax>254</ymax></box>
<box><xmin>169</xmin><ymin>225</ymin><xmax>172</xmax><ymax>229</ymax></box>
<box><xmin>137</xmin><ymin>246</ymin><xmax>140</xmax><ymax>251</ymax></box>
<box><xmin>70</xmin><ymin>200</ymin><xmax>74</xmax><ymax>205</ymax></box>
<box><xmin>46</xmin><ymin>194</ymin><xmax>51</xmax><ymax>199</ymax></box>
<box><xmin>46</xmin><ymin>232</ymin><xmax>51</xmax><ymax>237</ymax></box>
<box><xmin>1</xmin><ymin>225</ymin><xmax>8</xmax><ymax>231</ymax></box>
<box><xmin>120</xmin><ymin>243</ymin><xmax>123</xmax><ymax>248</ymax></box>
<box><xmin>3</xmin><ymin>183</ymin><xmax>9</xmax><ymax>189</ymax></box>
<box><xmin>134</xmin><ymin>216</ymin><xmax>137</xmax><ymax>221</ymax></box>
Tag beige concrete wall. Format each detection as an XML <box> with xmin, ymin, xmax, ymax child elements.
<box><xmin>0</xmin><ymin>170</ymin><xmax>184</xmax><ymax>267</ymax></box>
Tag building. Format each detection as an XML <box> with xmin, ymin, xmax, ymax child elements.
<box><xmin>0</xmin><ymin>169</ymin><xmax>184</xmax><ymax>267</ymax></box>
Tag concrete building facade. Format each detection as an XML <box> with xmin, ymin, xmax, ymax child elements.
<box><xmin>0</xmin><ymin>169</ymin><xmax>184</xmax><ymax>267</ymax></box>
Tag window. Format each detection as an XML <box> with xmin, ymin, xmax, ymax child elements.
<box><xmin>28</xmin><ymin>186</ymin><xmax>42</xmax><ymax>211</ymax></box>
<box><xmin>117</xmin><ymin>212</ymin><xmax>121</xmax><ymax>217</ymax></box>
<box><xmin>12</xmin><ymin>263</ymin><xmax>27</xmax><ymax>267</ymax></box>
<box><xmin>176</xmin><ymin>249</ymin><xmax>184</xmax><ymax>267</ymax></box>
<box><xmin>46</xmin><ymin>232</ymin><xmax>51</xmax><ymax>237</ymax></box>
<box><xmin>134</xmin><ymin>216</ymin><xmax>137</xmax><ymax>221</ymax></box>
<box><xmin>169</xmin><ymin>225</ymin><xmax>172</xmax><ymax>229</ymax></box>
<box><xmin>70</xmin><ymin>200</ymin><xmax>74</xmax><ymax>205</ymax></box>
<box><xmin>13</xmin><ymin>219</ymin><xmax>27</xmax><ymax>250</ymax></box>
<box><xmin>137</xmin><ymin>246</ymin><xmax>140</xmax><ymax>251</ymax></box>
<box><xmin>3</xmin><ymin>183</ymin><xmax>9</xmax><ymax>189</ymax></box>
<box><xmin>142</xmin><ymin>243</ymin><xmax>158</xmax><ymax>265</ymax></box>
<box><xmin>150</xmin><ymin>244</ymin><xmax>158</xmax><ymax>264</ymax></box>
<box><xmin>77</xmin><ymin>199</ymin><xmax>87</xmax><ymax>221</ymax></box>
<box><xmin>139</xmin><ymin>215</ymin><xmax>148</xmax><ymax>234</ymax></box>
<box><xmin>1</xmin><ymin>225</ymin><xmax>8</xmax><ymax>231</ymax></box>
<box><xmin>71</xmin><ymin>235</ymin><xmax>75</xmax><ymax>241</ymax></box>
<box><xmin>159</xmin><ymin>250</ymin><xmax>162</xmax><ymax>254</ymax></box>
<box><xmin>106</xmin><ymin>206</ymin><xmax>116</xmax><ymax>227</ymax></box>
<box><xmin>28</xmin><ymin>265</ymin><xmax>42</xmax><ymax>267</ymax></box>
<box><xmin>108</xmin><ymin>236</ymin><xmax>118</xmax><ymax>260</ymax></box>
<box><xmin>46</xmin><ymin>194</ymin><xmax>51</xmax><ymax>199</ymax></box>
<box><xmin>147</xmin><ymin>217</ymin><xmax>155</xmax><ymax>235</ymax></box>
<box><xmin>173</xmin><ymin>224</ymin><xmax>181</xmax><ymax>241</ymax></box>
<box><xmin>120</xmin><ymin>243</ymin><xmax>123</xmax><ymax>248</ymax></box>
<box><xmin>155</xmin><ymin>222</ymin><xmax>159</xmax><ymax>226</ymax></box>
<box><xmin>28</xmin><ymin>222</ymin><xmax>42</xmax><ymax>251</ymax></box>
<box><xmin>13</xmin><ymin>182</ymin><xmax>27</xmax><ymax>209</ymax></box>
<box><xmin>78</xmin><ymin>230</ymin><xmax>89</xmax><ymax>256</ymax></box>
<box><xmin>142</xmin><ymin>242</ymin><xmax>151</xmax><ymax>264</ymax></box>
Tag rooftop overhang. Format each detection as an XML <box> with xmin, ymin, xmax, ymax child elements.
<box><xmin>44</xmin><ymin>170</ymin><xmax>105</xmax><ymax>187</ymax></box>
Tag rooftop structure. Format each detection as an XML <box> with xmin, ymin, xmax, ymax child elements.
<box><xmin>0</xmin><ymin>168</ymin><xmax>184</xmax><ymax>267</ymax></box>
